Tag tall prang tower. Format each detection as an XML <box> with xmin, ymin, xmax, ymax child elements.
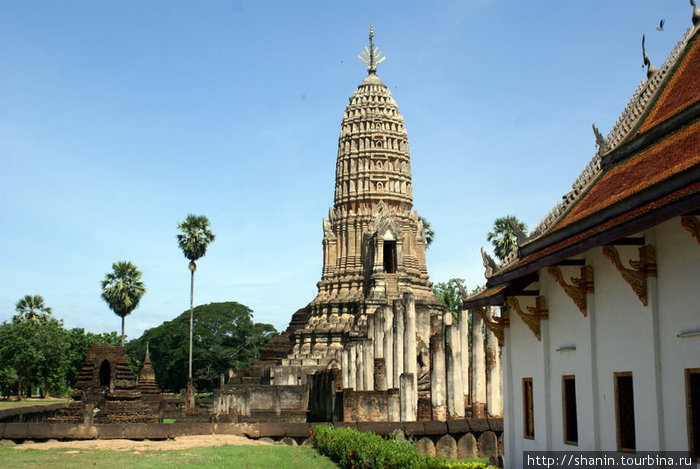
<box><xmin>273</xmin><ymin>27</ymin><xmax>444</xmax><ymax>381</ymax></box>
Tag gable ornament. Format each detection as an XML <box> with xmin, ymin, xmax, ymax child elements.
<box><xmin>506</xmin><ymin>296</ymin><xmax>548</xmax><ymax>341</ymax></box>
<box><xmin>547</xmin><ymin>265</ymin><xmax>594</xmax><ymax>317</ymax></box>
<box><xmin>602</xmin><ymin>244</ymin><xmax>657</xmax><ymax>306</ymax></box>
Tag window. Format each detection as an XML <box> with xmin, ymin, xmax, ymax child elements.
<box><xmin>523</xmin><ymin>377</ymin><xmax>535</xmax><ymax>439</ymax></box>
<box><xmin>615</xmin><ymin>372</ymin><xmax>636</xmax><ymax>452</ymax></box>
<box><xmin>562</xmin><ymin>375</ymin><xmax>578</xmax><ymax>445</ymax></box>
<box><xmin>383</xmin><ymin>241</ymin><xmax>397</xmax><ymax>273</ymax></box>
<box><xmin>686</xmin><ymin>368</ymin><xmax>700</xmax><ymax>461</ymax></box>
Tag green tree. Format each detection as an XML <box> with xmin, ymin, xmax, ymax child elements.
<box><xmin>101</xmin><ymin>261</ymin><xmax>146</xmax><ymax>346</ymax></box>
<box><xmin>432</xmin><ymin>278</ymin><xmax>465</xmax><ymax>320</ymax></box>
<box><xmin>177</xmin><ymin>214</ymin><xmax>215</xmax><ymax>384</ymax></box>
<box><xmin>126</xmin><ymin>302</ymin><xmax>277</xmax><ymax>392</ymax></box>
<box><xmin>14</xmin><ymin>294</ymin><xmax>53</xmax><ymax>322</ymax></box>
<box><xmin>486</xmin><ymin>215</ymin><xmax>528</xmax><ymax>262</ymax></box>
<box><xmin>418</xmin><ymin>216</ymin><xmax>434</xmax><ymax>248</ymax></box>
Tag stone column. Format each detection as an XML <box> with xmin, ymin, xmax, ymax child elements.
<box><xmin>393</xmin><ymin>300</ymin><xmax>404</xmax><ymax>388</ymax></box>
<box><xmin>363</xmin><ymin>339</ymin><xmax>374</xmax><ymax>391</ymax></box>
<box><xmin>485</xmin><ymin>306</ymin><xmax>503</xmax><ymax>417</ymax></box>
<box><xmin>458</xmin><ymin>308</ymin><xmax>470</xmax><ymax>403</ymax></box>
<box><xmin>430</xmin><ymin>331</ymin><xmax>446</xmax><ymax>421</ymax></box>
<box><xmin>342</xmin><ymin>346</ymin><xmax>349</xmax><ymax>388</ymax></box>
<box><xmin>348</xmin><ymin>343</ymin><xmax>357</xmax><ymax>391</ymax></box>
<box><xmin>383</xmin><ymin>306</ymin><xmax>394</xmax><ymax>388</ymax></box>
<box><xmin>445</xmin><ymin>324</ymin><xmax>465</xmax><ymax>419</ymax></box>
<box><xmin>403</xmin><ymin>292</ymin><xmax>417</xmax><ymax>419</ymax></box>
<box><xmin>374</xmin><ymin>307</ymin><xmax>384</xmax><ymax>359</ymax></box>
<box><xmin>471</xmin><ymin>310</ymin><xmax>486</xmax><ymax>417</ymax></box>
<box><xmin>356</xmin><ymin>341</ymin><xmax>365</xmax><ymax>391</ymax></box>
<box><xmin>374</xmin><ymin>357</ymin><xmax>387</xmax><ymax>391</ymax></box>
<box><xmin>400</xmin><ymin>373</ymin><xmax>417</xmax><ymax>421</ymax></box>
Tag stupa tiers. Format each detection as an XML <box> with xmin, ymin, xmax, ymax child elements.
<box><xmin>280</xmin><ymin>26</ymin><xmax>443</xmax><ymax>369</ymax></box>
<box><xmin>222</xmin><ymin>28</ymin><xmax>455</xmax><ymax>422</ymax></box>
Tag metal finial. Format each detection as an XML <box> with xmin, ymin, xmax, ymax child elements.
<box><xmin>358</xmin><ymin>24</ymin><xmax>386</xmax><ymax>73</ymax></box>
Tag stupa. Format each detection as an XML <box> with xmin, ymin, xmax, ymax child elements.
<box><xmin>260</xmin><ymin>26</ymin><xmax>444</xmax><ymax>386</ymax></box>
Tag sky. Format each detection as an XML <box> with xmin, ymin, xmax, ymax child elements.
<box><xmin>1</xmin><ymin>1</ymin><xmax>694</xmax><ymax>339</ymax></box>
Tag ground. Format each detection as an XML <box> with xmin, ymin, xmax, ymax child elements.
<box><xmin>10</xmin><ymin>434</ymin><xmax>274</xmax><ymax>451</ymax></box>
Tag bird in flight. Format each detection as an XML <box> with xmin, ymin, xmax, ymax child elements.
<box><xmin>656</xmin><ymin>19</ymin><xmax>665</xmax><ymax>31</ymax></box>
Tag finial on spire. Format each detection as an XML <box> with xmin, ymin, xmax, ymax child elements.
<box><xmin>358</xmin><ymin>24</ymin><xmax>386</xmax><ymax>73</ymax></box>
<box><xmin>144</xmin><ymin>342</ymin><xmax>151</xmax><ymax>364</ymax></box>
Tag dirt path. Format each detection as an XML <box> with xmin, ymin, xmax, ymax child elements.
<box><xmin>11</xmin><ymin>434</ymin><xmax>274</xmax><ymax>451</ymax></box>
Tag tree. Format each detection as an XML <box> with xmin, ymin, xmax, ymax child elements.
<box><xmin>432</xmin><ymin>278</ymin><xmax>465</xmax><ymax>320</ymax></box>
<box><xmin>126</xmin><ymin>302</ymin><xmax>277</xmax><ymax>392</ymax></box>
<box><xmin>14</xmin><ymin>294</ymin><xmax>52</xmax><ymax>322</ymax></box>
<box><xmin>418</xmin><ymin>216</ymin><xmax>434</xmax><ymax>248</ymax></box>
<box><xmin>486</xmin><ymin>216</ymin><xmax>528</xmax><ymax>262</ymax></box>
<box><xmin>177</xmin><ymin>214</ymin><xmax>215</xmax><ymax>385</ymax></box>
<box><xmin>101</xmin><ymin>261</ymin><xmax>146</xmax><ymax>346</ymax></box>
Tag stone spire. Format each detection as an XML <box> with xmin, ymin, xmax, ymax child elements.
<box><xmin>137</xmin><ymin>343</ymin><xmax>159</xmax><ymax>394</ymax></box>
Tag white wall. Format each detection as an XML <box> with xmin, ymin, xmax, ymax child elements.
<box><xmin>502</xmin><ymin>216</ymin><xmax>700</xmax><ymax>467</ymax></box>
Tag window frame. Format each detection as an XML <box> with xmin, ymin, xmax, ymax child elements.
<box><xmin>523</xmin><ymin>377</ymin><xmax>535</xmax><ymax>439</ymax></box>
<box><xmin>562</xmin><ymin>374</ymin><xmax>578</xmax><ymax>446</ymax></box>
<box><xmin>614</xmin><ymin>371</ymin><xmax>636</xmax><ymax>453</ymax></box>
<box><xmin>686</xmin><ymin>368</ymin><xmax>700</xmax><ymax>462</ymax></box>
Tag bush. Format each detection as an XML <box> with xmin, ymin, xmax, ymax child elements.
<box><xmin>309</xmin><ymin>425</ymin><xmax>498</xmax><ymax>469</ymax></box>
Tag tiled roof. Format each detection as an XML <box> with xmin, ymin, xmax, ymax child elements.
<box><xmin>555</xmin><ymin>121</ymin><xmax>700</xmax><ymax>230</ymax></box>
<box><xmin>485</xmin><ymin>23</ymin><xmax>700</xmax><ymax>285</ymax></box>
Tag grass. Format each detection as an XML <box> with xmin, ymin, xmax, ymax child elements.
<box><xmin>0</xmin><ymin>445</ymin><xmax>340</xmax><ymax>469</ymax></box>
<box><xmin>0</xmin><ymin>398</ymin><xmax>68</xmax><ymax>411</ymax></box>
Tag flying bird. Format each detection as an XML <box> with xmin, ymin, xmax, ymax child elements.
<box><xmin>656</xmin><ymin>19</ymin><xmax>665</xmax><ymax>31</ymax></box>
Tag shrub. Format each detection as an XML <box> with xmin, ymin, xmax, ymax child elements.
<box><xmin>309</xmin><ymin>425</ymin><xmax>498</xmax><ymax>469</ymax></box>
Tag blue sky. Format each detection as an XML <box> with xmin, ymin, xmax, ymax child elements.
<box><xmin>1</xmin><ymin>1</ymin><xmax>694</xmax><ymax>339</ymax></box>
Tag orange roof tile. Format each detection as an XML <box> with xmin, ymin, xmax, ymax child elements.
<box><xmin>556</xmin><ymin>121</ymin><xmax>700</xmax><ymax>230</ymax></box>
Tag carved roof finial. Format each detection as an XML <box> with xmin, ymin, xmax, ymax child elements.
<box><xmin>358</xmin><ymin>24</ymin><xmax>386</xmax><ymax>73</ymax></box>
<box><xmin>592</xmin><ymin>123</ymin><xmax>609</xmax><ymax>154</ymax></box>
<box><xmin>692</xmin><ymin>0</ymin><xmax>700</xmax><ymax>27</ymax></box>
<box><xmin>642</xmin><ymin>34</ymin><xmax>659</xmax><ymax>79</ymax></box>
<box><xmin>481</xmin><ymin>247</ymin><xmax>499</xmax><ymax>278</ymax></box>
<box><xmin>144</xmin><ymin>342</ymin><xmax>151</xmax><ymax>364</ymax></box>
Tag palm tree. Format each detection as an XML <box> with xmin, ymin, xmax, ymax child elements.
<box><xmin>177</xmin><ymin>214</ymin><xmax>215</xmax><ymax>384</ymax></box>
<box><xmin>14</xmin><ymin>295</ymin><xmax>52</xmax><ymax>322</ymax></box>
<box><xmin>101</xmin><ymin>261</ymin><xmax>146</xmax><ymax>346</ymax></box>
<box><xmin>418</xmin><ymin>216</ymin><xmax>435</xmax><ymax>248</ymax></box>
<box><xmin>487</xmin><ymin>216</ymin><xmax>528</xmax><ymax>262</ymax></box>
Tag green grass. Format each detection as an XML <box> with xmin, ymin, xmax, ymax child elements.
<box><xmin>0</xmin><ymin>398</ymin><xmax>68</xmax><ymax>411</ymax></box>
<box><xmin>0</xmin><ymin>445</ymin><xmax>340</xmax><ymax>469</ymax></box>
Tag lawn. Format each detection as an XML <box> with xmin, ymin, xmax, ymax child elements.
<box><xmin>0</xmin><ymin>398</ymin><xmax>68</xmax><ymax>411</ymax></box>
<box><xmin>0</xmin><ymin>445</ymin><xmax>340</xmax><ymax>469</ymax></box>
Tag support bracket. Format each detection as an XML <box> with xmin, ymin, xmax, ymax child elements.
<box><xmin>473</xmin><ymin>306</ymin><xmax>509</xmax><ymax>347</ymax></box>
<box><xmin>681</xmin><ymin>216</ymin><xmax>700</xmax><ymax>244</ymax></box>
<box><xmin>602</xmin><ymin>244</ymin><xmax>657</xmax><ymax>306</ymax></box>
<box><xmin>506</xmin><ymin>296</ymin><xmax>548</xmax><ymax>341</ymax></box>
<box><xmin>547</xmin><ymin>265</ymin><xmax>594</xmax><ymax>317</ymax></box>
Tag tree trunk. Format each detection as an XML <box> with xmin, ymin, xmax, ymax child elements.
<box><xmin>189</xmin><ymin>269</ymin><xmax>195</xmax><ymax>381</ymax></box>
<box><xmin>17</xmin><ymin>377</ymin><xmax>22</xmax><ymax>401</ymax></box>
<box><xmin>121</xmin><ymin>315</ymin><xmax>125</xmax><ymax>347</ymax></box>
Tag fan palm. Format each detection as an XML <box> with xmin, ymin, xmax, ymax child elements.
<box><xmin>487</xmin><ymin>216</ymin><xmax>528</xmax><ymax>262</ymax></box>
<box><xmin>177</xmin><ymin>214</ymin><xmax>215</xmax><ymax>382</ymax></box>
<box><xmin>418</xmin><ymin>216</ymin><xmax>435</xmax><ymax>248</ymax></box>
<box><xmin>14</xmin><ymin>295</ymin><xmax>52</xmax><ymax>322</ymax></box>
<box><xmin>101</xmin><ymin>261</ymin><xmax>146</xmax><ymax>346</ymax></box>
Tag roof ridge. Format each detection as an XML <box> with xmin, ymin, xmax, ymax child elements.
<box><xmin>523</xmin><ymin>27</ymin><xmax>695</xmax><ymax>245</ymax></box>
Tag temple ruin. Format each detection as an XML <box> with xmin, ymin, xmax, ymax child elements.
<box><xmin>218</xmin><ymin>27</ymin><xmax>502</xmax><ymax>423</ymax></box>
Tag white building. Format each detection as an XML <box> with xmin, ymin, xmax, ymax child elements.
<box><xmin>462</xmin><ymin>11</ymin><xmax>700</xmax><ymax>468</ymax></box>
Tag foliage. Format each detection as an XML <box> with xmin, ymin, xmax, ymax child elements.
<box><xmin>177</xmin><ymin>214</ymin><xmax>216</xmax><ymax>264</ymax></box>
<box><xmin>486</xmin><ymin>216</ymin><xmax>527</xmax><ymax>262</ymax></box>
<box><xmin>0</xmin><ymin>308</ymin><xmax>70</xmax><ymax>399</ymax></box>
<box><xmin>418</xmin><ymin>216</ymin><xmax>435</xmax><ymax>249</ymax></box>
<box><xmin>432</xmin><ymin>278</ymin><xmax>466</xmax><ymax>325</ymax></box>
<box><xmin>0</xmin><ymin>445</ymin><xmax>339</xmax><ymax>469</ymax></box>
<box><xmin>101</xmin><ymin>261</ymin><xmax>146</xmax><ymax>346</ymax></box>
<box><xmin>310</xmin><ymin>425</ymin><xmax>497</xmax><ymax>469</ymax></box>
<box><xmin>311</xmin><ymin>424</ymin><xmax>426</xmax><ymax>469</ymax></box>
<box><xmin>14</xmin><ymin>294</ymin><xmax>53</xmax><ymax>322</ymax></box>
<box><xmin>126</xmin><ymin>302</ymin><xmax>277</xmax><ymax>393</ymax></box>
